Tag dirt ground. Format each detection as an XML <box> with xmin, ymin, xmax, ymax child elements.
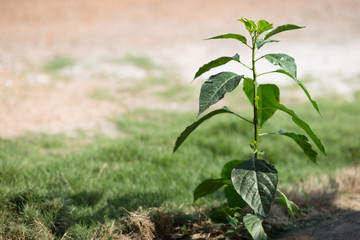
<box><xmin>1</xmin><ymin>0</ymin><xmax>360</xmax><ymax>137</ymax></box>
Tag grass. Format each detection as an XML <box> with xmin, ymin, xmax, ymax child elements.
<box><xmin>110</xmin><ymin>55</ymin><xmax>159</xmax><ymax>72</ymax></box>
<box><xmin>42</xmin><ymin>55</ymin><xmax>76</xmax><ymax>73</ymax></box>
<box><xmin>0</xmin><ymin>92</ymin><xmax>360</xmax><ymax>238</ymax></box>
<box><xmin>89</xmin><ymin>88</ymin><xmax>116</xmax><ymax>101</ymax></box>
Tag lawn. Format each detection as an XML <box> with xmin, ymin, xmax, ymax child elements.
<box><xmin>0</xmin><ymin>88</ymin><xmax>359</xmax><ymax>238</ymax></box>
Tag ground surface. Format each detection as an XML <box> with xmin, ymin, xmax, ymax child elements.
<box><xmin>1</xmin><ymin>0</ymin><xmax>360</xmax><ymax>137</ymax></box>
<box><xmin>275</xmin><ymin>212</ymin><xmax>360</xmax><ymax>240</ymax></box>
<box><xmin>1</xmin><ymin>1</ymin><xmax>360</xmax><ymax>239</ymax></box>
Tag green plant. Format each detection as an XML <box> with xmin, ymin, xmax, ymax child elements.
<box><xmin>173</xmin><ymin>18</ymin><xmax>325</xmax><ymax>239</ymax></box>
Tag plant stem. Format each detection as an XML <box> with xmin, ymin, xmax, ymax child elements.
<box><xmin>252</xmin><ymin>35</ymin><xmax>259</xmax><ymax>158</ymax></box>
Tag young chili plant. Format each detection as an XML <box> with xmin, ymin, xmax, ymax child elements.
<box><xmin>173</xmin><ymin>18</ymin><xmax>326</xmax><ymax>240</ymax></box>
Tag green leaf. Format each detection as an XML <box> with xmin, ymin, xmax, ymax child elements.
<box><xmin>198</xmin><ymin>72</ymin><xmax>243</xmax><ymax>116</ymax></box>
<box><xmin>243</xmin><ymin>78</ymin><xmax>254</xmax><ymax>104</ymax></box>
<box><xmin>243</xmin><ymin>82</ymin><xmax>281</xmax><ymax>127</ymax></box>
<box><xmin>278</xmin><ymin>130</ymin><xmax>318</xmax><ymax>163</ymax></box>
<box><xmin>224</xmin><ymin>185</ymin><xmax>248</xmax><ymax>208</ymax></box>
<box><xmin>238</xmin><ymin>18</ymin><xmax>257</xmax><ymax>33</ymax></box>
<box><xmin>193</xmin><ymin>178</ymin><xmax>230</xmax><ymax>202</ymax></box>
<box><xmin>264</xmin><ymin>54</ymin><xmax>321</xmax><ymax>114</ymax></box>
<box><xmin>254</xmin><ymin>85</ymin><xmax>324</xmax><ymax>154</ymax></box>
<box><xmin>208</xmin><ymin>33</ymin><xmax>247</xmax><ymax>45</ymax></box>
<box><xmin>256</xmin><ymin>38</ymin><xmax>279</xmax><ymax>49</ymax></box>
<box><xmin>264</xmin><ymin>53</ymin><xmax>297</xmax><ymax>79</ymax></box>
<box><xmin>257</xmin><ymin>84</ymin><xmax>280</xmax><ymax>127</ymax></box>
<box><xmin>243</xmin><ymin>214</ymin><xmax>267</xmax><ymax>240</ymax></box>
<box><xmin>257</xmin><ymin>20</ymin><xmax>273</xmax><ymax>34</ymax></box>
<box><xmin>194</xmin><ymin>54</ymin><xmax>241</xmax><ymax>79</ymax></box>
<box><xmin>264</xmin><ymin>24</ymin><xmax>304</xmax><ymax>40</ymax></box>
<box><xmin>275</xmin><ymin>104</ymin><xmax>325</xmax><ymax>155</ymax></box>
<box><xmin>221</xmin><ymin>160</ymin><xmax>246</xmax><ymax>179</ymax></box>
<box><xmin>270</xmin><ymin>69</ymin><xmax>320</xmax><ymax>114</ymax></box>
<box><xmin>226</xmin><ymin>215</ymin><xmax>240</xmax><ymax>230</ymax></box>
<box><xmin>288</xmin><ymin>201</ymin><xmax>304</xmax><ymax>217</ymax></box>
<box><xmin>173</xmin><ymin>107</ymin><xmax>240</xmax><ymax>153</ymax></box>
<box><xmin>276</xmin><ymin>189</ymin><xmax>295</xmax><ymax>224</ymax></box>
<box><xmin>231</xmin><ymin>158</ymin><xmax>278</xmax><ymax>217</ymax></box>
<box><xmin>209</xmin><ymin>208</ymin><xmax>228</xmax><ymax>223</ymax></box>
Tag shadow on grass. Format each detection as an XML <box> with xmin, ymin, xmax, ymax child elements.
<box><xmin>61</xmin><ymin>191</ymin><xmax>170</xmax><ymax>236</ymax></box>
<box><xmin>2</xmin><ymin>189</ymin><xmax>171</xmax><ymax>238</ymax></box>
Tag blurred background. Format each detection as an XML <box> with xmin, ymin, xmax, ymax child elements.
<box><xmin>1</xmin><ymin>0</ymin><xmax>360</xmax><ymax>137</ymax></box>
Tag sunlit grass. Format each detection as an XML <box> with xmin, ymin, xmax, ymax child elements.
<box><xmin>0</xmin><ymin>93</ymin><xmax>359</xmax><ymax>238</ymax></box>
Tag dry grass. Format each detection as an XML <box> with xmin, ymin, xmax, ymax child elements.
<box><xmin>284</xmin><ymin>175</ymin><xmax>337</xmax><ymax>215</ymax></box>
<box><xmin>90</xmin><ymin>221</ymin><xmax>127</xmax><ymax>240</ymax></box>
<box><xmin>268</xmin><ymin>165</ymin><xmax>360</xmax><ymax>223</ymax></box>
<box><xmin>125</xmin><ymin>208</ymin><xmax>155</xmax><ymax>240</ymax></box>
<box><xmin>335</xmin><ymin>165</ymin><xmax>360</xmax><ymax>210</ymax></box>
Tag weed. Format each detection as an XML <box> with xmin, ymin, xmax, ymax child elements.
<box><xmin>173</xmin><ymin>18</ymin><xmax>325</xmax><ymax>239</ymax></box>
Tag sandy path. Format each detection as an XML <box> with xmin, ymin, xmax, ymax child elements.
<box><xmin>1</xmin><ymin>0</ymin><xmax>360</xmax><ymax>137</ymax></box>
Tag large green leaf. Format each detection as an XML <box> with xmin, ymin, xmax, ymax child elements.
<box><xmin>208</xmin><ymin>33</ymin><xmax>247</xmax><ymax>45</ymax></box>
<box><xmin>270</xmin><ymin>69</ymin><xmax>320</xmax><ymax>114</ymax></box>
<box><xmin>264</xmin><ymin>24</ymin><xmax>304</xmax><ymax>40</ymax></box>
<box><xmin>231</xmin><ymin>158</ymin><xmax>278</xmax><ymax>217</ymax></box>
<box><xmin>193</xmin><ymin>178</ymin><xmax>230</xmax><ymax>202</ymax></box>
<box><xmin>173</xmin><ymin>107</ymin><xmax>241</xmax><ymax>153</ymax></box>
<box><xmin>198</xmin><ymin>72</ymin><xmax>243</xmax><ymax>116</ymax></box>
<box><xmin>257</xmin><ymin>84</ymin><xmax>280</xmax><ymax>127</ymax></box>
<box><xmin>224</xmin><ymin>185</ymin><xmax>247</xmax><ymax>208</ymax></box>
<box><xmin>278</xmin><ymin>130</ymin><xmax>318</xmax><ymax>163</ymax></box>
<box><xmin>243</xmin><ymin>214</ymin><xmax>267</xmax><ymax>240</ymax></box>
<box><xmin>194</xmin><ymin>54</ymin><xmax>240</xmax><ymax>79</ymax></box>
<box><xmin>257</xmin><ymin>20</ymin><xmax>273</xmax><ymax>34</ymax></box>
<box><xmin>275</xmin><ymin>104</ymin><xmax>326</xmax><ymax>155</ymax></box>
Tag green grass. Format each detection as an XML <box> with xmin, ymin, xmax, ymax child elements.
<box><xmin>156</xmin><ymin>83</ymin><xmax>196</xmax><ymax>101</ymax></box>
<box><xmin>42</xmin><ymin>55</ymin><xmax>76</xmax><ymax>73</ymax></box>
<box><xmin>110</xmin><ymin>55</ymin><xmax>159</xmax><ymax>71</ymax></box>
<box><xmin>89</xmin><ymin>88</ymin><xmax>116</xmax><ymax>101</ymax></box>
<box><xmin>1</xmin><ymin>94</ymin><xmax>360</xmax><ymax>238</ymax></box>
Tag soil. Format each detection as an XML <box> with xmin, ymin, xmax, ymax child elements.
<box><xmin>274</xmin><ymin>212</ymin><xmax>360</xmax><ymax>240</ymax></box>
<box><xmin>1</xmin><ymin>1</ymin><xmax>360</xmax><ymax>238</ymax></box>
<box><xmin>1</xmin><ymin>0</ymin><xmax>360</xmax><ymax>137</ymax></box>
